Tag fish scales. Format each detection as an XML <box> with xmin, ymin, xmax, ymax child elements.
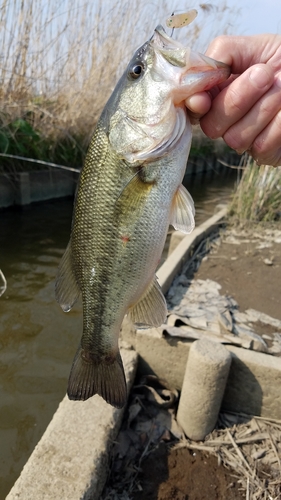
<box><xmin>56</xmin><ymin>24</ymin><xmax>230</xmax><ymax>408</ymax></box>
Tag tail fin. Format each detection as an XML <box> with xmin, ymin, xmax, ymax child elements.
<box><xmin>67</xmin><ymin>347</ymin><xmax>127</xmax><ymax>409</ymax></box>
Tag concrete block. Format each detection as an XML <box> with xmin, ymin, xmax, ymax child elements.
<box><xmin>177</xmin><ymin>339</ymin><xmax>231</xmax><ymax>440</ymax></box>
<box><xmin>136</xmin><ymin>329</ymin><xmax>189</xmax><ymax>389</ymax></box>
<box><xmin>6</xmin><ymin>348</ymin><xmax>138</xmax><ymax>500</ymax></box>
<box><xmin>223</xmin><ymin>345</ymin><xmax>281</xmax><ymax>418</ymax></box>
<box><xmin>136</xmin><ymin>330</ymin><xmax>281</xmax><ymax>419</ymax></box>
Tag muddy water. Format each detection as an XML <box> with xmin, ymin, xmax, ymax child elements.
<box><xmin>0</xmin><ymin>166</ymin><xmax>238</xmax><ymax>498</ymax></box>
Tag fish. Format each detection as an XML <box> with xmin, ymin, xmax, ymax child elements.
<box><xmin>55</xmin><ymin>24</ymin><xmax>230</xmax><ymax>409</ymax></box>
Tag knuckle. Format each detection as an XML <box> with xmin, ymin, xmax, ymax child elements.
<box><xmin>208</xmin><ymin>35</ymin><xmax>229</xmax><ymax>53</ymax></box>
<box><xmin>251</xmin><ymin>138</ymin><xmax>267</xmax><ymax>160</ymax></box>
<box><xmin>258</xmin><ymin>90</ymin><xmax>281</xmax><ymax>117</ymax></box>
<box><xmin>227</xmin><ymin>86</ymin><xmax>245</xmax><ymax>114</ymax></box>
<box><xmin>223</xmin><ymin>126</ymin><xmax>249</xmax><ymax>153</ymax></box>
<box><xmin>252</xmin><ymin>111</ymin><xmax>281</xmax><ymax>162</ymax></box>
<box><xmin>200</xmin><ymin>119</ymin><xmax>219</xmax><ymax>139</ymax></box>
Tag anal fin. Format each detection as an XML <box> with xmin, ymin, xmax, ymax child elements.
<box><xmin>128</xmin><ymin>275</ymin><xmax>167</xmax><ymax>327</ymax></box>
<box><xmin>170</xmin><ymin>184</ymin><xmax>195</xmax><ymax>234</ymax></box>
<box><xmin>67</xmin><ymin>346</ymin><xmax>127</xmax><ymax>409</ymax></box>
<box><xmin>55</xmin><ymin>242</ymin><xmax>80</xmax><ymax>312</ymax></box>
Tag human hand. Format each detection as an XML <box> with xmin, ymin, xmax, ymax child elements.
<box><xmin>185</xmin><ymin>34</ymin><xmax>281</xmax><ymax>167</ymax></box>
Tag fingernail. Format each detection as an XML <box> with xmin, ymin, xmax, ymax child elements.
<box><xmin>249</xmin><ymin>66</ymin><xmax>272</xmax><ymax>89</ymax></box>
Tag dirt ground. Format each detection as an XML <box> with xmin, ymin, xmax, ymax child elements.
<box><xmin>195</xmin><ymin>226</ymin><xmax>281</xmax><ymax>321</ymax></box>
<box><xmin>102</xmin><ymin>225</ymin><xmax>281</xmax><ymax>500</ymax></box>
<box><xmin>131</xmin><ymin>444</ymin><xmax>244</xmax><ymax>500</ymax></box>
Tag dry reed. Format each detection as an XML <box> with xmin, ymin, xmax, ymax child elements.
<box><xmin>177</xmin><ymin>412</ymin><xmax>281</xmax><ymax>500</ymax></box>
<box><xmin>0</xmin><ymin>0</ymin><xmax>238</xmax><ymax>149</ymax></box>
<box><xmin>228</xmin><ymin>156</ymin><xmax>281</xmax><ymax>223</ymax></box>
<box><xmin>1</xmin><ymin>0</ymin><xmax>165</xmax><ymax>144</ymax></box>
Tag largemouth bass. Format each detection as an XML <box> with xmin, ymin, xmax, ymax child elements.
<box><xmin>56</xmin><ymin>25</ymin><xmax>230</xmax><ymax>408</ymax></box>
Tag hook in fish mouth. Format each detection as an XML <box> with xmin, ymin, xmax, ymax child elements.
<box><xmin>152</xmin><ymin>24</ymin><xmax>230</xmax><ymax>73</ymax></box>
<box><xmin>151</xmin><ymin>25</ymin><xmax>190</xmax><ymax>69</ymax></box>
<box><xmin>153</xmin><ymin>24</ymin><xmax>186</xmax><ymax>49</ymax></box>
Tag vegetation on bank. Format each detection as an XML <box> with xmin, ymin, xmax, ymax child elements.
<box><xmin>0</xmin><ymin>116</ymin><xmax>85</xmax><ymax>172</ymax></box>
<box><xmin>228</xmin><ymin>157</ymin><xmax>281</xmax><ymax>223</ymax></box>
<box><xmin>0</xmin><ymin>0</ymin><xmax>237</xmax><ymax>173</ymax></box>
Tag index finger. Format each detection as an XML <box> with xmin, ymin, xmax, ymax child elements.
<box><xmin>205</xmin><ymin>35</ymin><xmax>278</xmax><ymax>74</ymax></box>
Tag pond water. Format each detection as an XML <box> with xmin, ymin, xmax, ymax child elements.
<box><xmin>0</xmin><ymin>165</ymin><xmax>238</xmax><ymax>498</ymax></box>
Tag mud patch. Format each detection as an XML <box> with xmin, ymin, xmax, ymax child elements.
<box><xmin>132</xmin><ymin>443</ymin><xmax>242</xmax><ymax>500</ymax></box>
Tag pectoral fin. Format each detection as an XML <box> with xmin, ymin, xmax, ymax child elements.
<box><xmin>55</xmin><ymin>242</ymin><xmax>80</xmax><ymax>312</ymax></box>
<box><xmin>115</xmin><ymin>167</ymin><xmax>155</xmax><ymax>208</ymax></box>
<box><xmin>170</xmin><ymin>184</ymin><xmax>195</xmax><ymax>234</ymax></box>
<box><xmin>128</xmin><ymin>275</ymin><xmax>167</xmax><ymax>327</ymax></box>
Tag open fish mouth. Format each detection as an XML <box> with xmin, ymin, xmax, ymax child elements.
<box><xmin>151</xmin><ymin>24</ymin><xmax>230</xmax><ymax>94</ymax></box>
<box><xmin>153</xmin><ymin>24</ymin><xmax>190</xmax><ymax>59</ymax></box>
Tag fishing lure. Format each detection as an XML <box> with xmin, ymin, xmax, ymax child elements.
<box><xmin>166</xmin><ymin>9</ymin><xmax>197</xmax><ymax>29</ymax></box>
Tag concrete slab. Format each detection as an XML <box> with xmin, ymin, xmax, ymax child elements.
<box><xmin>136</xmin><ymin>323</ymin><xmax>281</xmax><ymax>420</ymax></box>
<box><xmin>6</xmin><ymin>348</ymin><xmax>137</xmax><ymax>500</ymax></box>
<box><xmin>225</xmin><ymin>345</ymin><xmax>281</xmax><ymax>418</ymax></box>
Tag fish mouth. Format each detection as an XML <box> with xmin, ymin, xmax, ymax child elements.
<box><xmin>152</xmin><ymin>25</ymin><xmax>230</xmax><ymax>95</ymax></box>
<box><xmin>154</xmin><ymin>24</ymin><xmax>186</xmax><ymax>48</ymax></box>
<box><xmin>152</xmin><ymin>25</ymin><xmax>190</xmax><ymax>67</ymax></box>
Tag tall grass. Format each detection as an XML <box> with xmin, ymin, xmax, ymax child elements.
<box><xmin>0</xmin><ymin>1</ymin><xmax>238</xmax><ymax>172</ymax></box>
<box><xmin>1</xmin><ymin>0</ymin><xmax>161</xmax><ymax>159</ymax></box>
<box><xmin>228</xmin><ymin>157</ymin><xmax>281</xmax><ymax>223</ymax></box>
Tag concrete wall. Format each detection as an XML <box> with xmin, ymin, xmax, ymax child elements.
<box><xmin>0</xmin><ymin>170</ymin><xmax>78</xmax><ymax>208</ymax></box>
<box><xmin>6</xmin><ymin>349</ymin><xmax>138</xmax><ymax>500</ymax></box>
<box><xmin>0</xmin><ymin>151</ymin><xmax>240</xmax><ymax>208</ymax></box>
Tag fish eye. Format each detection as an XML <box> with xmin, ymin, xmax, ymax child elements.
<box><xmin>129</xmin><ymin>63</ymin><xmax>145</xmax><ymax>80</ymax></box>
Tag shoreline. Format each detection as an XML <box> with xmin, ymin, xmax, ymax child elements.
<box><xmin>7</xmin><ymin>208</ymin><xmax>281</xmax><ymax>499</ymax></box>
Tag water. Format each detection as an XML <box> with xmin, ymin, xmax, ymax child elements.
<box><xmin>0</xmin><ymin>166</ymin><xmax>238</xmax><ymax>498</ymax></box>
